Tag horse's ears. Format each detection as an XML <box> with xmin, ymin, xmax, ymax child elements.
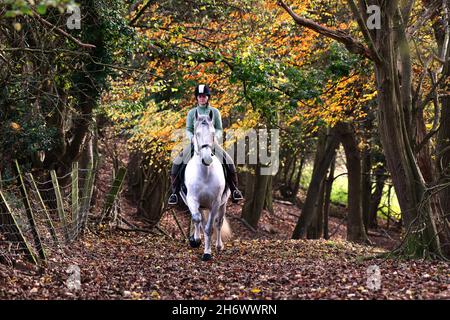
<box><xmin>195</xmin><ymin>110</ymin><xmax>199</xmax><ymax>120</ymax></box>
<box><xmin>209</xmin><ymin>110</ymin><xmax>213</xmax><ymax>121</ymax></box>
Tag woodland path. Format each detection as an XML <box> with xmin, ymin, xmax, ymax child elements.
<box><xmin>1</xmin><ymin>202</ymin><xmax>449</xmax><ymax>300</ymax></box>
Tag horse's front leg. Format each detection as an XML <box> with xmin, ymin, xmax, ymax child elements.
<box><xmin>186</xmin><ymin>197</ymin><xmax>202</xmax><ymax>248</ymax></box>
<box><xmin>202</xmin><ymin>203</ymin><xmax>219</xmax><ymax>261</ymax></box>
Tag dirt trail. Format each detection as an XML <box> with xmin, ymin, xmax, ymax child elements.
<box><xmin>1</xmin><ymin>202</ymin><xmax>449</xmax><ymax>300</ymax></box>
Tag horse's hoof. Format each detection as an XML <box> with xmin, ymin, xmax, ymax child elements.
<box><xmin>189</xmin><ymin>236</ymin><xmax>201</xmax><ymax>248</ymax></box>
<box><xmin>202</xmin><ymin>253</ymin><xmax>212</xmax><ymax>261</ymax></box>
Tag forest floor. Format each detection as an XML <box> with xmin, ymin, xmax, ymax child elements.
<box><xmin>1</xmin><ymin>134</ymin><xmax>449</xmax><ymax>300</ymax></box>
<box><xmin>0</xmin><ymin>199</ymin><xmax>449</xmax><ymax>300</ymax></box>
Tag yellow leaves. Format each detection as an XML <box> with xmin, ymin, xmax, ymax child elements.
<box><xmin>10</xmin><ymin>122</ymin><xmax>21</xmax><ymax>132</ymax></box>
<box><xmin>224</xmin><ymin>108</ymin><xmax>261</xmax><ymax>149</ymax></box>
<box><xmin>29</xmin><ymin>287</ymin><xmax>39</xmax><ymax>294</ymax></box>
<box><xmin>262</xmin><ymin>1</ymin><xmax>279</xmax><ymax>11</ymax></box>
<box><xmin>150</xmin><ymin>291</ymin><xmax>161</xmax><ymax>300</ymax></box>
<box><xmin>312</xmin><ymin>73</ymin><xmax>375</xmax><ymax>125</ymax></box>
<box><xmin>242</xmin><ymin>50</ymin><xmax>251</xmax><ymax>59</ymax></box>
<box><xmin>39</xmin><ymin>275</ymin><xmax>53</xmax><ymax>285</ymax></box>
<box><xmin>84</xmin><ymin>241</ymin><xmax>93</xmax><ymax>249</ymax></box>
<box><xmin>250</xmin><ymin>288</ymin><xmax>261</xmax><ymax>294</ymax></box>
<box><xmin>337</xmin><ymin>21</ymin><xmax>358</xmax><ymax>31</ymax></box>
<box><xmin>358</xmin><ymin>140</ymin><xmax>370</xmax><ymax>151</ymax></box>
<box><xmin>123</xmin><ymin>291</ymin><xmax>143</xmax><ymax>300</ymax></box>
<box><xmin>286</xmin><ymin>114</ymin><xmax>301</xmax><ymax>126</ymax></box>
<box><xmin>242</xmin><ymin>13</ymin><xmax>253</xmax><ymax>21</ymax></box>
<box><xmin>294</xmin><ymin>72</ymin><xmax>376</xmax><ymax>130</ymax></box>
<box><xmin>13</xmin><ymin>22</ymin><xmax>22</xmax><ymax>32</ymax></box>
<box><xmin>229</xmin><ymin>109</ymin><xmax>261</xmax><ymax>132</ymax></box>
<box><xmin>126</xmin><ymin>102</ymin><xmax>183</xmax><ymax>159</ymax></box>
<box><xmin>361</xmin><ymin>92</ymin><xmax>377</xmax><ymax>102</ymax></box>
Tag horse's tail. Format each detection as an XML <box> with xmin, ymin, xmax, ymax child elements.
<box><xmin>202</xmin><ymin>210</ymin><xmax>232</xmax><ymax>241</ymax></box>
<box><xmin>221</xmin><ymin>216</ymin><xmax>232</xmax><ymax>241</ymax></box>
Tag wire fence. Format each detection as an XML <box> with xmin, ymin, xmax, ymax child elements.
<box><xmin>0</xmin><ymin>161</ymin><xmax>126</xmax><ymax>266</ymax></box>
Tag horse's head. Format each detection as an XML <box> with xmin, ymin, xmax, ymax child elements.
<box><xmin>194</xmin><ymin>110</ymin><xmax>215</xmax><ymax>166</ymax></box>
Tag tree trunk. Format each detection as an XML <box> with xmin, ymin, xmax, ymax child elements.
<box><xmin>436</xmin><ymin>95</ymin><xmax>450</xmax><ymax>221</ymax></box>
<box><xmin>307</xmin><ymin>177</ymin><xmax>325</xmax><ymax>239</ymax></box>
<box><xmin>292</xmin><ymin>156</ymin><xmax>305</xmax><ymax>200</ymax></box>
<box><xmin>126</xmin><ymin>152</ymin><xmax>170</xmax><ymax>227</ymax></box>
<box><xmin>416</xmin><ymin>107</ymin><xmax>435</xmax><ymax>184</ymax></box>
<box><xmin>361</xmin><ymin>147</ymin><xmax>372</xmax><ymax>232</ymax></box>
<box><xmin>242</xmin><ymin>128</ymin><xmax>274</xmax><ymax>229</ymax></box>
<box><xmin>288</xmin><ymin>155</ymin><xmax>299</xmax><ymax>189</ymax></box>
<box><xmin>280</xmin><ymin>0</ymin><xmax>447</xmax><ymax>257</ymax></box>
<box><xmin>368</xmin><ymin>166</ymin><xmax>387</xmax><ymax>229</ymax></box>
<box><xmin>295</xmin><ymin>129</ymin><xmax>326</xmax><ymax>238</ymax></box>
<box><xmin>323</xmin><ymin>154</ymin><xmax>336</xmax><ymax>239</ymax></box>
<box><xmin>264</xmin><ymin>175</ymin><xmax>274</xmax><ymax>214</ymax></box>
<box><xmin>374</xmin><ymin>6</ymin><xmax>441</xmax><ymax>256</ymax></box>
<box><xmin>424</xmin><ymin>0</ymin><xmax>450</xmax><ymax>256</ymax></box>
<box><xmin>292</xmin><ymin>127</ymin><xmax>339</xmax><ymax>239</ymax></box>
<box><xmin>336</xmin><ymin>122</ymin><xmax>369</xmax><ymax>243</ymax></box>
<box><xmin>39</xmin><ymin>0</ymin><xmax>108</xmax><ymax>176</ymax></box>
<box><xmin>432</xmin><ymin>0</ymin><xmax>450</xmax><ymax>223</ymax></box>
<box><xmin>279</xmin><ymin>151</ymin><xmax>302</xmax><ymax>200</ymax></box>
<box><xmin>242</xmin><ymin>164</ymin><xmax>271</xmax><ymax>229</ymax></box>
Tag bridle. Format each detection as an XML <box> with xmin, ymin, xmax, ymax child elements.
<box><xmin>194</xmin><ymin>126</ymin><xmax>215</xmax><ymax>166</ymax></box>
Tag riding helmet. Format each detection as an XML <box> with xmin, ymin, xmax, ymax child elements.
<box><xmin>195</xmin><ymin>84</ymin><xmax>211</xmax><ymax>97</ymax></box>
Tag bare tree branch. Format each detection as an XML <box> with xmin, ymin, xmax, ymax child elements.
<box><xmin>407</xmin><ymin>0</ymin><xmax>441</xmax><ymax>37</ymax></box>
<box><xmin>33</xmin><ymin>12</ymin><xmax>96</xmax><ymax>49</ymax></box>
<box><xmin>129</xmin><ymin>0</ymin><xmax>157</xmax><ymax>26</ymax></box>
<box><xmin>348</xmin><ymin>0</ymin><xmax>382</xmax><ymax>63</ymax></box>
<box><xmin>401</xmin><ymin>0</ymin><xmax>416</xmax><ymax>23</ymax></box>
<box><xmin>277</xmin><ymin>0</ymin><xmax>377</xmax><ymax>62</ymax></box>
<box><xmin>437</xmin><ymin>0</ymin><xmax>450</xmax><ymax>74</ymax></box>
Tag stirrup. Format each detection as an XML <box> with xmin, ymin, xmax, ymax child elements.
<box><xmin>232</xmin><ymin>190</ymin><xmax>243</xmax><ymax>202</ymax></box>
<box><xmin>168</xmin><ymin>194</ymin><xmax>178</xmax><ymax>205</ymax></box>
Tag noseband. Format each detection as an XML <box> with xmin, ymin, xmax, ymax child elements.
<box><xmin>194</xmin><ymin>135</ymin><xmax>214</xmax><ymax>166</ymax></box>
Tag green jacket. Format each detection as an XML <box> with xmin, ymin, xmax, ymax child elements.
<box><xmin>186</xmin><ymin>104</ymin><xmax>223</xmax><ymax>141</ymax></box>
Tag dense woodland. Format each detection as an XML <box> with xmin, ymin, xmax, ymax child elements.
<box><xmin>0</xmin><ymin>0</ymin><xmax>449</xmax><ymax>300</ymax></box>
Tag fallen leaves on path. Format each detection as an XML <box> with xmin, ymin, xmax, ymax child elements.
<box><xmin>0</xmin><ymin>230</ymin><xmax>449</xmax><ymax>300</ymax></box>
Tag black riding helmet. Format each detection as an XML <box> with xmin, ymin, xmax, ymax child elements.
<box><xmin>195</xmin><ymin>84</ymin><xmax>211</xmax><ymax>97</ymax></box>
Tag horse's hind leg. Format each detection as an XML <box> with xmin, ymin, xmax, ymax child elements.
<box><xmin>215</xmin><ymin>204</ymin><xmax>226</xmax><ymax>252</ymax></box>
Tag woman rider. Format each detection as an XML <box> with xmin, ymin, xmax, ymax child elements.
<box><xmin>168</xmin><ymin>84</ymin><xmax>244</xmax><ymax>205</ymax></box>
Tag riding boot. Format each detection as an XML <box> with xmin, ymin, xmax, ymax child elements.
<box><xmin>228</xmin><ymin>168</ymin><xmax>244</xmax><ymax>203</ymax></box>
<box><xmin>168</xmin><ymin>174</ymin><xmax>179</xmax><ymax>205</ymax></box>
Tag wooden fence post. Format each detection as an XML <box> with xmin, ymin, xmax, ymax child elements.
<box><xmin>0</xmin><ymin>190</ymin><xmax>38</xmax><ymax>264</ymax></box>
<box><xmin>79</xmin><ymin>161</ymin><xmax>96</xmax><ymax>234</ymax></box>
<box><xmin>50</xmin><ymin>170</ymin><xmax>70</xmax><ymax>243</ymax></box>
<box><xmin>71</xmin><ymin>162</ymin><xmax>79</xmax><ymax>239</ymax></box>
<box><xmin>15</xmin><ymin>161</ymin><xmax>46</xmax><ymax>262</ymax></box>
<box><xmin>27</xmin><ymin>172</ymin><xmax>59</xmax><ymax>245</ymax></box>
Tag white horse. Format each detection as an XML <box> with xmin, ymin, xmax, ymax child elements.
<box><xmin>179</xmin><ymin>110</ymin><xmax>231</xmax><ymax>261</ymax></box>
